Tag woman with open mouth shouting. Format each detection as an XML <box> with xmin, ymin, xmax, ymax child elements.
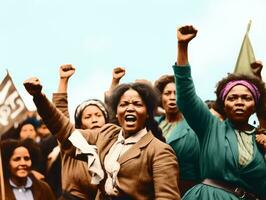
<box><xmin>23</xmin><ymin>77</ymin><xmax>181</xmax><ymax>200</ymax></box>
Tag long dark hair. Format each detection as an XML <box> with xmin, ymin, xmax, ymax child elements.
<box><xmin>1</xmin><ymin>139</ymin><xmax>40</xmax><ymax>179</ymax></box>
<box><xmin>109</xmin><ymin>82</ymin><xmax>165</xmax><ymax>142</ymax></box>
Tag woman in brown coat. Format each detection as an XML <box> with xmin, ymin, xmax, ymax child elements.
<box><xmin>24</xmin><ymin>77</ymin><xmax>181</xmax><ymax>200</ymax></box>
<box><xmin>0</xmin><ymin>139</ymin><xmax>55</xmax><ymax>200</ymax></box>
<box><xmin>54</xmin><ymin>64</ymin><xmax>109</xmax><ymax>200</ymax></box>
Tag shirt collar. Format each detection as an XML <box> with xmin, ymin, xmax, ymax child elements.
<box><xmin>9</xmin><ymin>177</ymin><xmax>33</xmax><ymax>189</ymax></box>
<box><xmin>118</xmin><ymin>128</ymin><xmax>148</xmax><ymax>145</ymax></box>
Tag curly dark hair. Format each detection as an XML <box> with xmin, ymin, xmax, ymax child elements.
<box><xmin>1</xmin><ymin>138</ymin><xmax>41</xmax><ymax>179</ymax></box>
<box><xmin>215</xmin><ymin>73</ymin><xmax>266</xmax><ymax>118</ymax></box>
<box><xmin>154</xmin><ymin>75</ymin><xmax>175</xmax><ymax>107</ymax></box>
<box><xmin>109</xmin><ymin>82</ymin><xmax>165</xmax><ymax>142</ymax></box>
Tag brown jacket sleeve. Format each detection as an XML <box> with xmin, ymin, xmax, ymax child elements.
<box><xmin>33</xmin><ymin>93</ymin><xmax>76</xmax><ymax>155</ymax></box>
<box><xmin>30</xmin><ymin>174</ymin><xmax>56</xmax><ymax>200</ymax></box>
<box><xmin>33</xmin><ymin>93</ymin><xmax>98</xmax><ymax>156</ymax></box>
<box><xmin>52</xmin><ymin>92</ymin><xmax>70</xmax><ymax>119</ymax></box>
<box><xmin>152</xmin><ymin>142</ymin><xmax>180</xmax><ymax>199</ymax></box>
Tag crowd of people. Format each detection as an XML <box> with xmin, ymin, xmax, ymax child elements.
<box><xmin>1</xmin><ymin>25</ymin><xmax>266</xmax><ymax>200</ymax></box>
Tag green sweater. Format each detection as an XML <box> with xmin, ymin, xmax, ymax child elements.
<box><xmin>173</xmin><ymin>65</ymin><xmax>266</xmax><ymax>199</ymax></box>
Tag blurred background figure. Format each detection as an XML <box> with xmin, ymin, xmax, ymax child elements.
<box><xmin>0</xmin><ymin>139</ymin><xmax>56</xmax><ymax>200</ymax></box>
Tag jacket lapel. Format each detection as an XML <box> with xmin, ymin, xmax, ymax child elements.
<box><xmin>99</xmin><ymin>127</ymin><xmax>121</xmax><ymax>164</ymax></box>
<box><xmin>225</xmin><ymin>120</ymin><xmax>239</xmax><ymax>168</ymax></box>
<box><xmin>118</xmin><ymin>132</ymin><xmax>154</xmax><ymax>165</ymax></box>
<box><xmin>4</xmin><ymin>180</ymin><xmax>16</xmax><ymax>200</ymax></box>
<box><xmin>167</xmin><ymin>119</ymin><xmax>189</xmax><ymax>144</ymax></box>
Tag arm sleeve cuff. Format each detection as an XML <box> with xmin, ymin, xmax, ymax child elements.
<box><xmin>172</xmin><ymin>64</ymin><xmax>191</xmax><ymax>78</ymax></box>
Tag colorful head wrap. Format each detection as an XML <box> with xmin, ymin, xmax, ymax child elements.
<box><xmin>74</xmin><ymin>99</ymin><xmax>109</xmax><ymax>128</ymax></box>
<box><xmin>219</xmin><ymin>80</ymin><xmax>260</xmax><ymax>104</ymax></box>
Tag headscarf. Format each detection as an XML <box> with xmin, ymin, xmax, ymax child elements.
<box><xmin>219</xmin><ymin>80</ymin><xmax>260</xmax><ymax>104</ymax></box>
<box><xmin>74</xmin><ymin>99</ymin><xmax>109</xmax><ymax>128</ymax></box>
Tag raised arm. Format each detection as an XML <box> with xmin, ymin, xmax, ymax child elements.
<box><xmin>251</xmin><ymin>60</ymin><xmax>263</xmax><ymax>80</ymax></box>
<box><xmin>105</xmin><ymin>66</ymin><xmax>125</xmax><ymax>99</ymax></box>
<box><xmin>251</xmin><ymin>61</ymin><xmax>266</xmax><ymax>133</ymax></box>
<box><xmin>57</xmin><ymin>64</ymin><xmax>76</xmax><ymax>93</ymax></box>
<box><xmin>104</xmin><ymin>67</ymin><xmax>126</xmax><ymax>123</ymax></box>
<box><xmin>176</xmin><ymin>25</ymin><xmax>197</xmax><ymax>66</ymax></box>
<box><xmin>23</xmin><ymin>77</ymin><xmax>76</xmax><ymax>152</ymax></box>
<box><xmin>174</xmin><ymin>25</ymin><xmax>216</xmax><ymax>138</ymax></box>
<box><xmin>53</xmin><ymin>64</ymin><xmax>76</xmax><ymax>118</ymax></box>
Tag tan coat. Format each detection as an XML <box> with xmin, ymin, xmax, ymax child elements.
<box><xmin>34</xmin><ymin>93</ymin><xmax>180</xmax><ymax>200</ymax></box>
<box><xmin>53</xmin><ymin>93</ymin><xmax>97</xmax><ymax>200</ymax></box>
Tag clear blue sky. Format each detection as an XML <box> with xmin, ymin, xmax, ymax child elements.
<box><xmin>1</xmin><ymin>0</ymin><xmax>266</xmax><ymax>121</ymax></box>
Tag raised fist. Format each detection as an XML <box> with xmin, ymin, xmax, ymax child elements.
<box><xmin>60</xmin><ymin>64</ymin><xmax>76</xmax><ymax>79</ymax></box>
<box><xmin>177</xmin><ymin>25</ymin><xmax>197</xmax><ymax>43</ymax></box>
<box><xmin>251</xmin><ymin>60</ymin><xmax>263</xmax><ymax>79</ymax></box>
<box><xmin>23</xmin><ymin>77</ymin><xmax>42</xmax><ymax>96</ymax></box>
<box><xmin>112</xmin><ymin>66</ymin><xmax>126</xmax><ymax>81</ymax></box>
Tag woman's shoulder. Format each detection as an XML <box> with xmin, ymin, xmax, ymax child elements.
<box><xmin>99</xmin><ymin>123</ymin><xmax>121</xmax><ymax>136</ymax></box>
<box><xmin>102</xmin><ymin>123</ymin><xmax>121</xmax><ymax>131</ymax></box>
<box><xmin>146</xmin><ymin>134</ymin><xmax>178</xmax><ymax>166</ymax></box>
<box><xmin>29</xmin><ymin>173</ymin><xmax>48</xmax><ymax>187</ymax></box>
<box><xmin>30</xmin><ymin>174</ymin><xmax>56</xmax><ymax>199</ymax></box>
<box><xmin>29</xmin><ymin>174</ymin><xmax>53</xmax><ymax>192</ymax></box>
<box><xmin>78</xmin><ymin>123</ymin><xmax>121</xmax><ymax>143</ymax></box>
<box><xmin>148</xmin><ymin>133</ymin><xmax>176</xmax><ymax>153</ymax></box>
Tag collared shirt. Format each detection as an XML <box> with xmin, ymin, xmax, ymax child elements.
<box><xmin>104</xmin><ymin>128</ymin><xmax>148</xmax><ymax>195</ymax></box>
<box><xmin>112</xmin><ymin>127</ymin><xmax>148</xmax><ymax>157</ymax></box>
<box><xmin>9</xmin><ymin>177</ymin><xmax>34</xmax><ymax>200</ymax></box>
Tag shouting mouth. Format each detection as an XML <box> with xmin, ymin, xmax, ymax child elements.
<box><xmin>168</xmin><ymin>102</ymin><xmax>177</xmax><ymax>108</ymax></box>
<box><xmin>124</xmin><ymin>115</ymin><xmax>137</xmax><ymax>125</ymax></box>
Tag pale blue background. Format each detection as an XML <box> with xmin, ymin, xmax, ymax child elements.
<box><xmin>1</xmin><ymin>0</ymin><xmax>266</xmax><ymax>121</ymax></box>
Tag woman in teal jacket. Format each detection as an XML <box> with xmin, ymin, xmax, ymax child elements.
<box><xmin>154</xmin><ymin>75</ymin><xmax>200</xmax><ymax>196</ymax></box>
<box><xmin>174</xmin><ymin>25</ymin><xmax>266</xmax><ymax>200</ymax></box>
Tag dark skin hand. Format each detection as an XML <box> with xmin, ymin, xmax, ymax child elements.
<box><xmin>23</xmin><ymin>77</ymin><xmax>42</xmax><ymax>97</ymax></box>
<box><xmin>256</xmin><ymin>133</ymin><xmax>266</xmax><ymax>153</ymax></box>
<box><xmin>251</xmin><ymin>60</ymin><xmax>263</xmax><ymax>79</ymax></box>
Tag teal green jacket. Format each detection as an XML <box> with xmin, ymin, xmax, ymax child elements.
<box><xmin>173</xmin><ymin>65</ymin><xmax>266</xmax><ymax>199</ymax></box>
<box><xmin>156</xmin><ymin>116</ymin><xmax>200</xmax><ymax>181</ymax></box>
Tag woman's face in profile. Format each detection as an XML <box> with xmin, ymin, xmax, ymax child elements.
<box><xmin>116</xmin><ymin>89</ymin><xmax>148</xmax><ymax>137</ymax></box>
<box><xmin>9</xmin><ymin>146</ymin><xmax>32</xmax><ymax>180</ymax></box>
